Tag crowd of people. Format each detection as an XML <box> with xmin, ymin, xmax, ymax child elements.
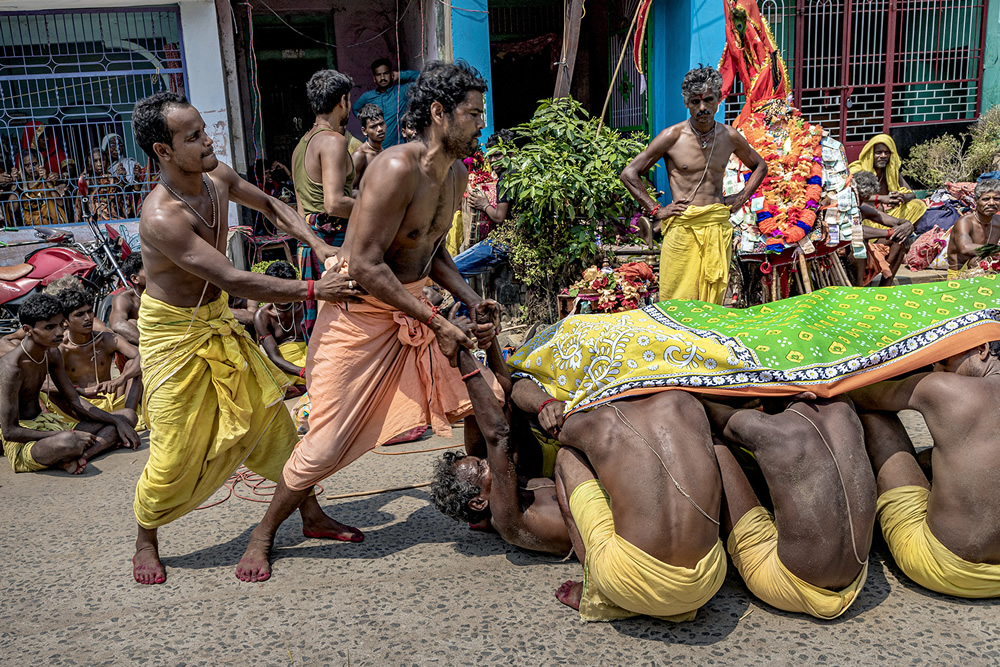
<box><xmin>0</xmin><ymin>56</ymin><xmax>997</xmax><ymax>633</ymax></box>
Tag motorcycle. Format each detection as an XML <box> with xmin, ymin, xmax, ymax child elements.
<box><xmin>0</xmin><ymin>176</ymin><xmax>133</xmax><ymax>334</ymax></box>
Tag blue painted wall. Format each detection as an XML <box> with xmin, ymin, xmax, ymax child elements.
<box><xmin>450</xmin><ymin>0</ymin><xmax>495</xmax><ymax>142</ymax></box>
<box><xmin>648</xmin><ymin>0</ymin><xmax>728</xmax><ymax>201</ymax></box>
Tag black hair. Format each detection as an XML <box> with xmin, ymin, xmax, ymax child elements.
<box><xmin>853</xmin><ymin>170</ymin><xmax>880</xmax><ymax>201</ymax></box>
<box><xmin>405</xmin><ymin>61</ymin><xmax>488</xmax><ymax>135</ymax></box>
<box><xmin>988</xmin><ymin>341</ymin><xmax>1000</xmax><ymax>360</ymax></box>
<box><xmin>306</xmin><ymin>69</ymin><xmax>354</xmax><ymax>116</ymax></box>
<box><xmin>19</xmin><ymin>293</ymin><xmax>64</xmax><ymax>327</ymax></box>
<box><xmin>132</xmin><ymin>91</ymin><xmax>191</xmax><ymax>163</ymax></box>
<box><xmin>430</xmin><ymin>451</ymin><xmax>490</xmax><ymax>524</ymax></box>
<box><xmin>55</xmin><ymin>288</ymin><xmax>92</xmax><ymax>317</ymax></box>
<box><xmin>371</xmin><ymin>57</ymin><xmax>392</xmax><ymax>73</ymax></box>
<box><xmin>358</xmin><ymin>103</ymin><xmax>384</xmax><ymax>129</ymax></box>
<box><xmin>20</xmin><ymin>148</ymin><xmax>41</xmax><ymax>164</ymax></box>
<box><xmin>121</xmin><ymin>252</ymin><xmax>143</xmax><ymax>281</ymax></box>
<box><xmin>264</xmin><ymin>260</ymin><xmax>297</xmax><ymax>280</ymax></box>
<box><xmin>681</xmin><ymin>65</ymin><xmax>723</xmax><ymax>99</ymax></box>
<box><xmin>485</xmin><ymin>128</ymin><xmax>514</xmax><ymax>151</ymax></box>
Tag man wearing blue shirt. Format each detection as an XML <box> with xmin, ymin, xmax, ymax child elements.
<box><xmin>352</xmin><ymin>58</ymin><xmax>418</xmax><ymax>148</ymax></box>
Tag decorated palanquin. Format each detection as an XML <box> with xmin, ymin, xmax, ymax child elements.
<box><xmin>718</xmin><ymin>0</ymin><xmax>863</xmax><ymax>302</ymax></box>
<box><xmin>510</xmin><ymin>276</ymin><xmax>1000</xmax><ymax>409</ymax></box>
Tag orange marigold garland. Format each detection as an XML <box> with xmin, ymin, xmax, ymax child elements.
<box><xmin>741</xmin><ymin>106</ymin><xmax>824</xmax><ymax>253</ymax></box>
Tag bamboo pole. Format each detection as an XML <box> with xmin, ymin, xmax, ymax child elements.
<box><xmin>797</xmin><ymin>253</ymin><xmax>814</xmax><ymax>293</ymax></box>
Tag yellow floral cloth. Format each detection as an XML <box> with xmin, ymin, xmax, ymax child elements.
<box><xmin>133</xmin><ymin>291</ymin><xmax>298</xmax><ymax>529</ymax></box>
<box><xmin>659</xmin><ymin>203</ymin><xmax>733</xmax><ymax>304</ymax></box>
<box><xmin>728</xmin><ymin>506</ymin><xmax>867</xmax><ymax>618</ymax></box>
<box><xmin>570</xmin><ymin>478</ymin><xmax>727</xmax><ymax>622</ymax></box>
<box><xmin>877</xmin><ymin>485</ymin><xmax>1000</xmax><ymax>598</ymax></box>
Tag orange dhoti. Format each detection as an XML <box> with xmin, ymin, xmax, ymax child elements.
<box><xmin>282</xmin><ymin>280</ymin><xmax>501</xmax><ymax>491</ymax></box>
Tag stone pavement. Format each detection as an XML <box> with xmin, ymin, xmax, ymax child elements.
<box><xmin>1</xmin><ymin>411</ymin><xmax>998</xmax><ymax>665</ymax></box>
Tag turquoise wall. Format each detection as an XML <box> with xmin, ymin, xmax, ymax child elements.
<box><xmin>983</xmin><ymin>0</ymin><xmax>1000</xmax><ymax>113</ymax></box>
<box><xmin>450</xmin><ymin>0</ymin><xmax>495</xmax><ymax>142</ymax></box>
<box><xmin>649</xmin><ymin>0</ymin><xmax>728</xmax><ymax>200</ymax></box>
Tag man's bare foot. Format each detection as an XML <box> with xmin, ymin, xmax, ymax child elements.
<box><xmin>302</xmin><ymin>514</ymin><xmax>364</xmax><ymax>542</ymax></box>
<box><xmin>555</xmin><ymin>580</ymin><xmax>583</xmax><ymax>611</ymax></box>
<box><xmin>62</xmin><ymin>457</ymin><xmax>86</xmax><ymax>474</ymax></box>
<box><xmin>132</xmin><ymin>544</ymin><xmax>166</xmax><ymax>584</ymax></box>
<box><xmin>235</xmin><ymin>530</ymin><xmax>273</xmax><ymax>582</ymax></box>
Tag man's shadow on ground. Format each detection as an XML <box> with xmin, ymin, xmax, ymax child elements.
<box><xmin>160</xmin><ymin>488</ymin><xmax>460</xmax><ymax>571</ymax></box>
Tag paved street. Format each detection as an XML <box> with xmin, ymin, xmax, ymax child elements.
<box><xmin>2</xmin><ymin>410</ymin><xmax>998</xmax><ymax>665</ymax></box>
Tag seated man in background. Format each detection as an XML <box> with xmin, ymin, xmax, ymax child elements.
<box><xmin>702</xmin><ymin>395</ymin><xmax>876</xmax><ymax>619</ymax></box>
<box><xmin>109</xmin><ymin>252</ymin><xmax>145</xmax><ymax>345</ymax></box>
<box><xmin>431</xmin><ymin>337</ymin><xmax>571</xmax><ymax>555</ymax></box>
<box><xmin>851</xmin><ymin>170</ymin><xmax>915</xmax><ymax>286</ymax></box>
<box><xmin>351</xmin><ymin>104</ymin><xmax>386</xmax><ymax>188</ymax></box>
<box><xmin>849</xmin><ymin>134</ymin><xmax>927</xmax><ymax>229</ymax></box>
<box><xmin>0</xmin><ymin>294</ymin><xmax>139</xmax><ymax>474</ymax></box>
<box><xmin>512</xmin><ymin>383</ymin><xmax>726</xmax><ymax>622</ymax></box>
<box><xmin>850</xmin><ymin>342</ymin><xmax>1000</xmax><ymax>598</ymax></box>
<box><xmin>45</xmin><ymin>287</ymin><xmax>142</xmax><ymax>423</ymax></box>
<box><xmin>947</xmin><ymin>179</ymin><xmax>1000</xmax><ymax>278</ymax></box>
<box><xmin>254</xmin><ymin>261</ymin><xmax>307</xmax><ymax>397</ymax></box>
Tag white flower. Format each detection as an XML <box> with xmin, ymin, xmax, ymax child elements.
<box><xmin>642</xmin><ymin>350</ymin><xmax>655</xmax><ymax>362</ymax></box>
<box><xmin>655</xmin><ymin>334</ymin><xmax>668</xmax><ymax>342</ymax></box>
<box><xmin>558</xmin><ymin>374</ymin><xmax>567</xmax><ymax>386</ymax></box>
<box><xmin>705</xmin><ymin>358</ymin><xmax>717</xmax><ymax>370</ymax></box>
<box><xmin>637</xmin><ymin>335</ymin><xmax>650</xmax><ymax>346</ymax></box>
<box><xmin>647</xmin><ymin>364</ymin><xmax>659</xmax><ymax>371</ymax></box>
<box><xmin>524</xmin><ymin>359</ymin><xmax>532</xmax><ymax>368</ymax></box>
<box><xmin>626</xmin><ymin>359</ymin><xmax>638</xmax><ymax>369</ymax></box>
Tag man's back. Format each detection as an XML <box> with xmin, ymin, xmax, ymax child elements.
<box><xmin>915</xmin><ymin>373</ymin><xmax>1000</xmax><ymax>562</ymax></box>
<box><xmin>559</xmin><ymin>392</ymin><xmax>720</xmax><ymax>566</ymax></box>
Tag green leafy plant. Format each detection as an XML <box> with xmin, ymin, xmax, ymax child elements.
<box><xmin>490</xmin><ymin>97</ymin><xmax>648</xmax><ymax>321</ymax></box>
<box><xmin>903</xmin><ymin>105</ymin><xmax>1000</xmax><ymax>188</ymax></box>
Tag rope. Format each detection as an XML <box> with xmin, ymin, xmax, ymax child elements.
<box><xmin>787</xmin><ymin>408</ymin><xmax>868</xmax><ymax>566</ymax></box>
<box><xmin>326</xmin><ymin>481</ymin><xmax>431</xmax><ymax>500</ymax></box>
<box><xmin>610</xmin><ymin>404</ymin><xmax>720</xmax><ymax>526</ymax></box>
<box><xmin>194</xmin><ymin>467</ymin><xmax>324</xmax><ymax>510</ymax></box>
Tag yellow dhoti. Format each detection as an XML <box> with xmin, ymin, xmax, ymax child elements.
<box><xmin>728</xmin><ymin>506</ymin><xmax>867</xmax><ymax>618</ymax></box>
<box><xmin>1</xmin><ymin>411</ymin><xmax>77</xmax><ymax>472</ymax></box>
<box><xmin>134</xmin><ymin>292</ymin><xmax>298</xmax><ymax>529</ymax></box>
<box><xmin>445</xmin><ymin>209</ymin><xmax>464</xmax><ymax>257</ymax></box>
<box><xmin>659</xmin><ymin>203</ymin><xmax>733</xmax><ymax>304</ymax></box>
<box><xmin>42</xmin><ymin>391</ymin><xmax>145</xmax><ymax>431</ymax></box>
<box><xmin>277</xmin><ymin>340</ymin><xmax>308</xmax><ymax>386</ymax></box>
<box><xmin>569</xmin><ymin>478</ymin><xmax>727</xmax><ymax>622</ymax></box>
<box><xmin>877</xmin><ymin>486</ymin><xmax>1000</xmax><ymax>598</ymax></box>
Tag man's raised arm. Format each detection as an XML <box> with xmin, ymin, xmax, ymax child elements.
<box><xmin>221</xmin><ymin>162</ymin><xmax>338</xmax><ymax>266</ymax></box>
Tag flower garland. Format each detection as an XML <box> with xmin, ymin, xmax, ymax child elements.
<box><xmin>463</xmin><ymin>149</ymin><xmax>493</xmax><ymax>188</ymax></box>
<box><xmin>564</xmin><ymin>262</ymin><xmax>656</xmax><ymax>313</ymax></box>
<box><xmin>741</xmin><ymin>106</ymin><xmax>824</xmax><ymax>253</ymax></box>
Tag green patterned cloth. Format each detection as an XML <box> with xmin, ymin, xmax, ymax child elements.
<box><xmin>509</xmin><ymin>276</ymin><xmax>1000</xmax><ymax>415</ymax></box>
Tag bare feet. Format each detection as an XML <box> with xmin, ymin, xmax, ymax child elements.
<box><xmin>235</xmin><ymin>530</ymin><xmax>273</xmax><ymax>582</ymax></box>
<box><xmin>132</xmin><ymin>544</ymin><xmax>166</xmax><ymax>584</ymax></box>
<box><xmin>555</xmin><ymin>580</ymin><xmax>583</xmax><ymax>611</ymax></box>
<box><xmin>62</xmin><ymin>457</ymin><xmax>87</xmax><ymax>474</ymax></box>
<box><xmin>302</xmin><ymin>514</ymin><xmax>364</xmax><ymax>542</ymax></box>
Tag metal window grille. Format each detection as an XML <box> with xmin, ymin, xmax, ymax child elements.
<box><xmin>724</xmin><ymin>0</ymin><xmax>986</xmax><ymax>156</ymax></box>
<box><xmin>0</xmin><ymin>8</ymin><xmax>187</xmax><ymax>228</ymax></box>
<box><xmin>608</xmin><ymin>0</ymin><xmax>648</xmax><ymax>135</ymax></box>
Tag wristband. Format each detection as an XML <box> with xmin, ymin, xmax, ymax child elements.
<box><xmin>298</xmin><ymin>367</ymin><xmax>306</xmax><ymax>378</ymax></box>
<box><xmin>306</xmin><ymin>279</ymin><xmax>314</xmax><ymax>301</ymax></box>
<box><xmin>425</xmin><ymin>305</ymin><xmax>439</xmax><ymax>325</ymax></box>
<box><xmin>259</xmin><ymin>332</ymin><xmax>272</xmax><ymax>340</ymax></box>
<box><xmin>648</xmin><ymin>204</ymin><xmax>661</xmax><ymax>217</ymax></box>
<box><xmin>873</xmin><ymin>195</ymin><xmax>879</xmax><ymax>205</ymax></box>
<box><xmin>461</xmin><ymin>368</ymin><xmax>481</xmax><ymax>381</ymax></box>
<box><xmin>538</xmin><ymin>398</ymin><xmax>560</xmax><ymax>413</ymax></box>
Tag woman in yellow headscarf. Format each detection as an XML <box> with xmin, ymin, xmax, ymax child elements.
<box><xmin>849</xmin><ymin>134</ymin><xmax>927</xmax><ymax>229</ymax></box>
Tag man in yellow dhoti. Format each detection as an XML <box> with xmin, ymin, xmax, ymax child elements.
<box><xmin>703</xmin><ymin>396</ymin><xmax>876</xmax><ymax>619</ymax></box>
<box><xmin>621</xmin><ymin>66</ymin><xmax>766</xmax><ymax>304</ymax></box>
<box><xmin>851</xmin><ymin>341</ymin><xmax>1000</xmax><ymax>598</ymax></box>
<box><xmin>849</xmin><ymin>134</ymin><xmax>927</xmax><ymax>228</ymax></box>
<box><xmin>253</xmin><ymin>261</ymin><xmax>308</xmax><ymax>396</ymax></box>
<box><xmin>128</xmin><ymin>91</ymin><xmax>365</xmax><ymax>585</ymax></box>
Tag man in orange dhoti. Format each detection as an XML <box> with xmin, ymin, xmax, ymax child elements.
<box><xmin>236</xmin><ymin>62</ymin><xmax>503</xmax><ymax>582</ymax></box>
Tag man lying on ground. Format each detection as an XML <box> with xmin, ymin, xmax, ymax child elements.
<box><xmin>254</xmin><ymin>260</ymin><xmax>307</xmax><ymax>397</ymax></box>
<box><xmin>109</xmin><ymin>252</ymin><xmax>145</xmax><ymax>346</ymax></box>
<box><xmin>512</xmin><ymin>382</ymin><xmax>726</xmax><ymax>622</ymax></box>
<box><xmin>44</xmin><ymin>287</ymin><xmax>143</xmax><ymax>420</ymax></box>
<box><xmin>702</xmin><ymin>395</ymin><xmax>876</xmax><ymax>618</ymax></box>
<box><xmin>0</xmin><ymin>294</ymin><xmax>139</xmax><ymax>475</ymax></box>
<box><xmin>947</xmin><ymin>179</ymin><xmax>1000</xmax><ymax>278</ymax></box>
<box><xmin>850</xmin><ymin>341</ymin><xmax>1000</xmax><ymax>598</ymax></box>
<box><xmin>431</xmin><ymin>340</ymin><xmax>571</xmax><ymax>555</ymax></box>
<box><xmin>852</xmin><ymin>170</ymin><xmax>915</xmax><ymax>286</ymax></box>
